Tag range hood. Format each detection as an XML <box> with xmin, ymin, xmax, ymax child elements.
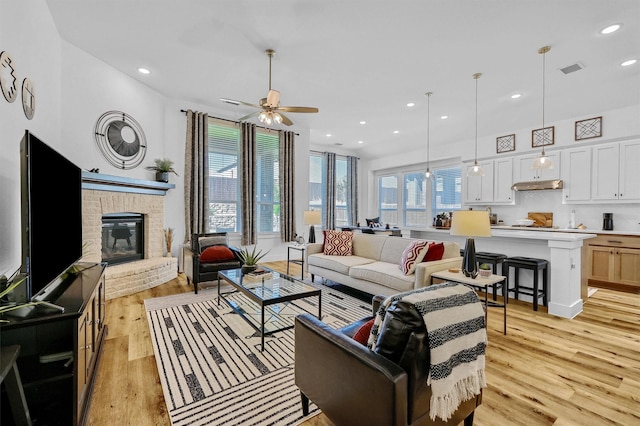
<box><xmin>511</xmin><ymin>179</ymin><xmax>563</xmax><ymax>191</ymax></box>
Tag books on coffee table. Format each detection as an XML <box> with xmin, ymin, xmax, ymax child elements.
<box><xmin>243</xmin><ymin>268</ymin><xmax>273</xmax><ymax>282</ymax></box>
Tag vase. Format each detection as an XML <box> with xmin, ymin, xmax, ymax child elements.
<box><xmin>241</xmin><ymin>265</ymin><xmax>257</xmax><ymax>274</ymax></box>
<box><xmin>156</xmin><ymin>171</ymin><xmax>169</xmax><ymax>183</ymax></box>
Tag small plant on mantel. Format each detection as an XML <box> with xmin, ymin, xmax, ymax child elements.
<box><xmin>146</xmin><ymin>158</ymin><xmax>178</xmax><ymax>182</ymax></box>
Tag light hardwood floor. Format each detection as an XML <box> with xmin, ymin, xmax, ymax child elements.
<box><xmin>86</xmin><ymin>261</ymin><xmax>640</xmax><ymax>425</ymax></box>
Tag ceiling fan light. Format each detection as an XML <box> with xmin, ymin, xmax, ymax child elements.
<box><xmin>273</xmin><ymin>112</ymin><xmax>283</xmax><ymax>124</ymax></box>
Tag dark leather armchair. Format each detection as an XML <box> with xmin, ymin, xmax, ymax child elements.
<box><xmin>184</xmin><ymin>232</ymin><xmax>242</xmax><ymax>293</ymax></box>
<box><xmin>294</xmin><ymin>295</ymin><xmax>481</xmax><ymax>426</ymax></box>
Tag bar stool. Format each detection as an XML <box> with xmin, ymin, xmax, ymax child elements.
<box><xmin>476</xmin><ymin>252</ymin><xmax>508</xmax><ymax>300</ymax></box>
<box><xmin>504</xmin><ymin>256</ymin><xmax>549</xmax><ymax>311</ymax></box>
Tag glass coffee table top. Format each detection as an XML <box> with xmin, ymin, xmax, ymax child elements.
<box><xmin>217</xmin><ymin>268</ymin><xmax>321</xmax><ymax>351</ymax></box>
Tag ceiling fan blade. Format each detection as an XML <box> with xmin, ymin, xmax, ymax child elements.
<box><xmin>238</xmin><ymin>111</ymin><xmax>260</xmax><ymax>121</ymax></box>
<box><xmin>279</xmin><ymin>112</ymin><xmax>294</xmax><ymax>126</ymax></box>
<box><xmin>220</xmin><ymin>98</ymin><xmax>261</xmax><ymax>108</ymax></box>
<box><xmin>277</xmin><ymin>106</ymin><xmax>319</xmax><ymax>113</ymax></box>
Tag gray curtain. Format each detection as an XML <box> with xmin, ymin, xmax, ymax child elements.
<box><xmin>184</xmin><ymin>110</ymin><xmax>209</xmax><ymax>242</ymax></box>
<box><xmin>241</xmin><ymin>122</ymin><xmax>256</xmax><ymax>245</ymax></box>
<box><xmin>347</xmin><ymin>155</ymin><xmax>359</xmax><ymax>226</ymax></box>
<box><xmin>279</xmin><ymin>131</ymin><xmax>296</xmax><ymax>242</ymax></box>
<box><xmin>323</xmin><ymin>152</ymin><xmax>336</xmax><ymax>230</ymax></box>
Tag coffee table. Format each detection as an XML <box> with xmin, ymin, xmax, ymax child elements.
<box><xmin>218</xmin><ymin>268</ymin><xmax>321</xmax><ymax>351</ymax></box>
<box><xmin>431</xmin><ymin>269</ymin><xmax>507</xmax><ymax>335</ymax></box>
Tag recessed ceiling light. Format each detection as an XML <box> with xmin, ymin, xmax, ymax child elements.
<box><xmin>621</xmin><ymin>59</ymin><xmax>637</xmax><ymax>67</ymax></box>
<box><xmin>393</xmin><ymin>130</ymin><xmax>400</xmax><ymax>134</ymax></box>
<box><xmin>358</xmin><ymin>140</ymin><xmax>364</xmax><ymax>144</ymax></box>
<box><xmin>360</xmin><ymin>121</ymin><xmax>366</xmax><ymax>125</ymax></box>
<box><xmin>511</xmin><ymin>93</ymin><xmax>522</xmax><ymax>99</ymax></box>
<box><xmin>440</xmin><ymin>115</ymin><xmax>448</xmax><ymax>120</ymax></box>
<box><xmin>326</xmin><ymin>133</ymin><xmax>332</xmax><ymax>137</ymax></box>
<box><xmin>406</xmin><ymin>102</ymin><xmax>415</xmax><ymax>107</ymax></box>
<box><xmin>138</xmin><ymin>67</ymin><xmax>151</xmax><ymax>74</ymax></box>
<box><xmin>601</xmin><ymin>24</ymin><xmax>621</xmax><ymax>34</ymax></box>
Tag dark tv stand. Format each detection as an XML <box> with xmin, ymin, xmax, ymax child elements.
<box><xmin>0</xmin><ymin>262</ymin><xmax>107</xmax><ymax>426</ymax></box>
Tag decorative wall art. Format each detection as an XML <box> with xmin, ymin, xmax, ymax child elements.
<box><xmin>94</xmin><ymin>111</ymin><xmax>147</xmax><ymax>169</ymax></box>
<box><xmin>575</xmin><ymin>116</ymin><xmax>602</xmax><ymax>141</ymax></box>
<box><xmin>0</xmin><ymin>51</ymin><xmax>19</xmax><ymax>102</ymax></box>
<box><xmin>532</xmin><ymin>126</ymin><xmax>554</xmax><ymax>147</ymax></box>
<box><xmin>496</xmin><ymin>134</ymin><xmax>515</xmax><ymax>153</ymax></box>
<box><xmin>21</xmin><ymin>77</ymin><xmax>35</xmax><ymax>119</ymax></box>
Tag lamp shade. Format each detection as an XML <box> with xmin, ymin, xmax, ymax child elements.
<box><xmin>303</xmin><ymin>210</ymin><xmax>321</xmax><ymax>225</ymax></box>
<box><xmin>450</xmin><ymin>211</ymin><xmax>492</xmax><ymax>237</ymax></box>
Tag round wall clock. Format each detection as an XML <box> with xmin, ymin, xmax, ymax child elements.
<box><xmin>94</xmin><ymin>111</ymin><xmax>147</xmax><ymax>169</ymax></box>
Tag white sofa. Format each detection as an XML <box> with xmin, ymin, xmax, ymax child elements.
<box><xmin>306</xmin><ymin>233</ymin><xmax>462</xmax><ymax>297</ymax></box>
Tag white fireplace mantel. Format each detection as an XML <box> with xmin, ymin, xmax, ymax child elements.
<box><xmin>81</xmin><ymin>171</ymin><xmax>175</xmax><ymax>195</ymax></box>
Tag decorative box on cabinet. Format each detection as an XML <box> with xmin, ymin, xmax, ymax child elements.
<box><xmin>587</xmin><ymin>235</ymin><xmax>640</xmax><ymax>292</ymax></box>
<box><xmin>0</xmin><ymin>262</ymin><xmax>107</xmax><ymax>426</ymax></box>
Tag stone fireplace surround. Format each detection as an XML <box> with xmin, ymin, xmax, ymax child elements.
<box><xmin>81</xmin><ymin>173</ymin><xmax>177</xmax><ymax>299</ymax></box>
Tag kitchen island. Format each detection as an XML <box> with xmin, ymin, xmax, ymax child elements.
<box><xmin>411</xmin><ymin>227</ymin><xmax>598</xmax><ymax>319</ymax></box>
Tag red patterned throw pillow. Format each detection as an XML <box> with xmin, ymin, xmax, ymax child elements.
<box><xmin>323</xmin><ymin>230</ymin><xmax>354</xmax><ymax>256</ymax></box>
<box><xmin>399</xmin><ymin>239</ymin><xmax>430</xmax><ymax>275</ymax></box>
<box><xmin>424</xmin><ymin>242</ymin><xmax>445</xmax><ymax>262</ymax></box>
<box><xmin>353</xmin><ymin>318</ymin><xmax>375</xmax><ymax>346</ymax></box>
<box><xmin>200</xmin><ymin>246</ymin><xmax>236</xmax><ymax>263</ymax></box>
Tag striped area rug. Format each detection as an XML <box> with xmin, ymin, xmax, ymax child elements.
<box><xmin>145</xmin><ymin>282</ymin><xmax>372</xmax><ymax>426</ymax></box>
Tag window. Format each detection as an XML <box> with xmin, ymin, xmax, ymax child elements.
<box><xmin>255</xmin><ymin>130</ymin><xmax>280</xmax><ymax>233</ymax></box>
<box><xmin>207</xmin><ymin>119</ymin><xmax>281</xmax><ymax>233</ymax></box>
<box><xmin>431</xmin><ymin>166</ymin><xmax>462</xmax><ymax>221</ymax></box>
<box><xmin>208</xmin><ymin>120</ymin><xmax>240</xmax><ymax>233</ymax></box>
<box><xmin>403</xmin><ymin>172</ymin><xmax>427</xmax><ymax>227</ymax></box>
<box><xmin>309</xmin><ymin>152</ymin><xmax>322</xmax><ymax>211</ymax></box>
<box><xmin>375</xmin><ymin>164</ymin><xmax>461</xmax><ymax>227</ymax></box>
<box><xmin>378</xmin><ymin>175</ymin><xmax>398</xmax><ymax>225</ymax></box>
<box><xmin>335</xmin><ymin>156</ymin><xmax>348</xmax><ymax>228</ymax></box>
<box><xmin>308</xmin><ymin>152</ymin><xmax>356</xmax><ymax>228</ymax></box>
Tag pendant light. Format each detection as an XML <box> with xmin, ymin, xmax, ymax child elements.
<box><xmin>467</xmin><ymin>72</ymin><xmax>485</xmax><ymax>177</ymax></box>
<box><xmin>532</xmin><ymin>45</ymin><xmax>554</xmax><ymax>170</ymax></box>
<box><xmin>424</xmin><ymin>91</ymin><xmax>434</xmax><ymax>181</ymax></box>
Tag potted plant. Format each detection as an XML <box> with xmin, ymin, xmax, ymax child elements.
<box><xmin>237</xmin><ymin>245</ymin><xmax>270</xmax><ymax>273</ymax></box>
<box><xmin>479</xmin><ymin>263</ymin><xmax>492</xmax><ymax>277</ymax></box>
<box><xmin>146</xmin><ymin>158</ymin><xmax>178</xmax><ymax>182</ymax></box>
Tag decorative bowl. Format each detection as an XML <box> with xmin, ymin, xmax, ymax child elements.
<box><xmin>516</xmin><ymin>219</ymin><xmax>535</xmax><ymax>226</ymax></box>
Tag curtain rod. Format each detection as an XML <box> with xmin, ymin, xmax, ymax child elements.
<box><xmin>180</xmin><ymin>109</ymin><xmax>299</xmax><ymax>136</ymax></box>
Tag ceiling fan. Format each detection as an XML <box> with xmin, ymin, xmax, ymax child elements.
<box><xmin>220</xmin><ymin>49</ymin><xmax>319</xmax><ymax>126</ymax></box>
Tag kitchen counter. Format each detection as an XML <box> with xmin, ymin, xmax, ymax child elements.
<box><xmin>489</xmin><ymin>225</ymin><xmax>640</xmax><ymax>237</ymax></box>
<box><xmin>410</xmin><ymin>227</ymin><xmax>598</xmax><ymax>320</ymax></box>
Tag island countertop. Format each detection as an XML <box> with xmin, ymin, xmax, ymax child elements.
<box><xmin>414</xmin><ymin>226</ymin><xmax>598</xmax><ymax>241</ymax></box>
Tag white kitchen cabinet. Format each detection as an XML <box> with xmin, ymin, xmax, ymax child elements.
<box><xmin>561</xmin><ymin>147</ymin><xmax>591</xmax><ymax>202</ymax></box>
<box><xmin>493</xmin><ymin>157</ymin><xmax>515</xmax><ymax>204</ymax></box>
<box><xmin>514</xmin><ymin>151</ymin><xmax>561</xmax><ymax>182</ymax></box>
<box><xmin>463</xmin><ymin>160</ymin><xmax>494</xmax><ymax>204</ymax></box>
<box><xmin>592</xmin><ymin>140</ymin><xmax>640</xmax><ymax>202</ymax></box>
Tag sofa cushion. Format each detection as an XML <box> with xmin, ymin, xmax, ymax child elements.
<box><xmin>200</xmin><ymin>246</ymin><xmax>235</xmax><ymax>263</ymax></box>
<box><xmin>352</xmin><ymin>233</ymin><xmax>387</xmax><ymax>260</ymax></box>
<box><xmin>399</xmin><ymin>240</ymin><xmax>430</xmax><ymax>275</ymax></box>
<box><xmin>424</xmin><ymin>242</ymin><xmax>445</xmax><ymax>262</ymax></box>
<box><xmin>380</xmin><ymin>237</ymin><xmax>419</xmax><ymax>264</ymax></box>
<box><xmin>352</xmin><ymin>318</ymin><xmax>375</xmax><ymax>345</ymax></box>
<box><xmin>323</xmin><ymin>230</ymin><xmax>354</xmax><ymax>256</ymax></box>
<box><xmin>308</xmin><ymin>254</ymin><xmax>375</xmax><ymax>275</ymax></box>
<box><xmin>349</xmin><ymin>262</ymin><xmax>415</xmax><ymax>293</ymax></box>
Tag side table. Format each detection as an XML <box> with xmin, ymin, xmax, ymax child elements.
<box><xmin>287</xmin><ymin>244</ymin><xmax>306</xmax><ymax>279</ymax></box>
<box><xmin>431</xmin><ymin>270</ymin><xmax>507</xmax><ymax>335</ymax></box>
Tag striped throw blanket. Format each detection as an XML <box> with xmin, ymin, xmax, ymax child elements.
<box><xmin>368</xmin><ymin>282</ymin><xmax>487</xmax><ymax>421</ymax></box>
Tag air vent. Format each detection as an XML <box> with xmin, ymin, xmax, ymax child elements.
<box><xmin>560</xmin><ymin>63</ymin><xmax>584</xmax><ymax>74</ymax></box>
<box><xmin>334</xmin><ymin>142</ymin><xmax>343</xmax><ymax>146</ymax></box>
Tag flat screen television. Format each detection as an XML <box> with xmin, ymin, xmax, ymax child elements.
<box><xmin>19</xmin><ymin>130</ymin><xmax>83</xmax><ymax>303</ymax></box>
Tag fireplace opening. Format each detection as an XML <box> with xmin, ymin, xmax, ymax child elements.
<box><xmin>102</xmin><ymin>213</ymin><xmax>144</xmax><ymax>265</ymax></box>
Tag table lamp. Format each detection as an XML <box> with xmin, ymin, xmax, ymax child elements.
<box><xmin>303</xmin><ymin>210</ymin><xmax>322</xmax><ymax>243</ymax></box>
<box><xmin>450</xmin><ymin>210</ymin><xmax>491</xmax><ymax>278</ymax></box>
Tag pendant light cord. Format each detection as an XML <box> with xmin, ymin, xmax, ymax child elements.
<box><xmin>473</xmin><ymin>73</ymin><xmax>482</xmax><ymax>165</ymax></box>
<box><xmin>426</xmin><ymin>92</ymin><xmax>432</xmax><ymax>167</ymax></box>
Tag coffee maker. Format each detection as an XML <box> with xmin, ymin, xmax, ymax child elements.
<box><xmin>603</xmin><ymin>213</ymin><xmax>614</xmax><ymax>231</ymax></box>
